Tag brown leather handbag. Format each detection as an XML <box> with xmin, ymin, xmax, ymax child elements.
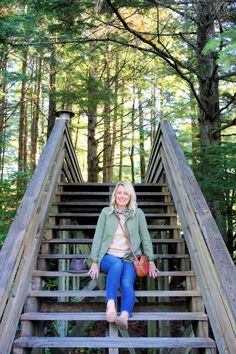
<box><xmin>117</xmin><ymin>216</ymin><xmax>149</xmax><ymax>277</ymax></box>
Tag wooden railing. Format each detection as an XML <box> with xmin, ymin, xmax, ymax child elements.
<box><xmin>0</xmin><ymin>110</ymin><xmax>82</xmax><ymax>353</ymax></box>
<box><xmin>146</xmin><ymin>119</ymin><xmax>236</xmax><ymax>354</ymax></box>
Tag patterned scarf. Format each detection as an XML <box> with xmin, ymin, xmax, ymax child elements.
<box><xmin>115</xmin><ymin>208</ymin><xmax>130</xmax><ymax>217</ymax></box>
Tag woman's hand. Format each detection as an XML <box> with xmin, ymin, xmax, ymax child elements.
<box><xmin>148</xmin><ymin>261</ymin><xmax>160</xmax><ymax>278</ymax></box>
<box><xmin>88</xmin><ymin>262</ymin><xmax>99</xmax><ymax>280</ymax></box>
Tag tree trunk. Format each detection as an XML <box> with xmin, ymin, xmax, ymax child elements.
<box><xmin>110</xmin><ymin>50</ymin><xmax>119</xmax><ymax>182</ymax></box>
<box><xmin>130</xmin><ymin>81</ymin><xmax>135</xmax><ymax>183</ymax></box>
<box><xmin>119</xmin><ymin>79</ymin><xmax>125</xmax><ymax>181</ymax></box>
<box><xmin>47</xmin><ymin>46</ymin><xmax>56</xmax><ymax>138</ymax></box>
<box><xmin>17</xmin><ymin>48</ymin><xmax>29</xmax><ymax>191</ymax></box>
<box><xmin>103</xmin><ymin>46</ymin><xmax>112</xmax><ymax>183</ymax></box>
<box><xmin>0</xmin><ymin>52</ymin><xmax>8</xmax><ymax>180</ymax></box>
<box><xmin>150</xmin><ymin>78</ymin><xmax>157</xmax><ymax>146</ymax></box>
<box><xmin>138</xmin><ymin>88</ymin><xmax>145</xmax><ymax>182</ymax></box>
<box><xmin>196</xmin><ymin>0</ymin><xmax>226</xmax><ymax>235</ymax></box>
<box><xmin>31</xmin><ymin>55</ymin><xmax>43</xmax><ymax>172</ymax></box>
<box><xmin>87</xmin><ymin>67</ymin><xmax>99</xmax><ymax>182</ymax></box>
<box><xmin>74</xmin><ymin>114</ymin><xmax>80</xmax><ymax>152</ymax></box>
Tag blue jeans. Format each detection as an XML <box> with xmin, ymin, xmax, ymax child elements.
<box><xmin>100</xmin><ymin>254</ymin><xmax>136</xmax><ymax>316</ymax></box>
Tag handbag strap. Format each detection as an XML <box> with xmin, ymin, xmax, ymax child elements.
<box><xmin>116</xmin><ymin>215</ymin><xmax>139</xmax><ymax>262</ymax></box>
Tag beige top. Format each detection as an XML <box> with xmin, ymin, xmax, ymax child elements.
<box><xmin>107</xmin><ymin>216</ymin><xmax>130</xmax><ymax>258</ymax></box>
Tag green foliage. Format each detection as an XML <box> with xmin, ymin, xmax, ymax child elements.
<box><xmin>0</xmin><ymin>6</ymin><xmax>38</xmax><ymax>44</ymax></box>
<box><xmin>0</xmin><ymin>171</ymin><xmax>30</xmax><ymax>247</ymax></box>
<box><xmin>203</xmin><ymin>28</ymin><xmax>236</xmax><ymax>70</ymax></box>
<box><xmin>44</xmin><ymin>278</ymin><xmax>58</xmax><ymax>290</ymax></box>
<box><xmin>189</xmin><ymin>142</ymin><xmax>236</xmax><ymax>245</ymax></box>
<box><xmin>72</xmin><ymin>349</ymin><xmax>104</xmax><ymax>354</ymax></box>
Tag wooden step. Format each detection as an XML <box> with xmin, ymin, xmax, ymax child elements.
<box><xmin>46</xmin><ymin>224</ymin><xmax>179</xmax><ymax>231</ymax></box>
<box><xmin>56</xmin><ymin>191</ymin><xmax>171</xmax><ymax>197</ymax></box>
<box><xmin>40</xmin><ymin>301</ymin><xmax>189</xmax><ymax>313</ymax></box>
<box><xmin>42</xmin><ymin>238</ymin><xmax>184</xmax><ymax>245</ymax></box>
<box><xmin>48</xmin><ymin>212</ymin><xmax>177</xmax><ymax>218</ymax></box>
<box><xmin>54</xmin><ymin>201</ymin><xmax>174</xmax><ymax>206</ymax></box>
<box><xmin>13</xmin><ymin>336</ymin><xmax>216</xmax><ymax>349</ymax></box>
<box><xmin>37</xmin><ymin>253</ymin><xmax>189</xmax><ymax>260</ymax></box>
<box><xmin>29</xmin><ymin>290</ymin><xmax>200</xmax><ymax>298</ymax></box>
<box><xmin>20</xmin><ymin>311</ymin><xmax>208</xmax><ymax>321</ymax></box>
<box><xmin>58</xmin><ymin>182</ymin><xmax>168</xmax><ymax>188</ymax></box>
<box><xmin>33</xmin><ymin>270</ymin><xmax>194</xmax><ymax>277</ymax></box>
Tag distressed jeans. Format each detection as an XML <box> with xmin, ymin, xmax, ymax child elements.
<box><xmin>100</xmin><ymin>253</ymin><xmax>136</xmax><ymax>316</ymax></box>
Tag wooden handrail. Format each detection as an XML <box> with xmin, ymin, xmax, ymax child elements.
<box><xmin>0</xmin><ymin>112</ymin><xmax>82</xmax><ymax>353</ymax></box>
<box><xmin>146</xmin><ymin>119</ymin><xmax>236</xmax><ymax>354</ymax></box>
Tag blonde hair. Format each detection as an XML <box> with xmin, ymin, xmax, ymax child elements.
<box><xmin>110</xmin><ymin>181</ymin><xmax>137</xmax><ymax>213</ymax></box>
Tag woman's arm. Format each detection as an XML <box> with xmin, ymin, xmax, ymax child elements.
<box><xmin>88</xmin><ymin>262</ymin><xmax>99</xmax><ymax>279</ymax></box>
<box><xmin>138</xmin><ymin>209</ymin><xmax>156</xmax><ymax>261</ymax></box>
<box><xmin>138</xmin><ymin>209</ymin><xmax>160</xmax><ymax>278</ymax></box>
<box><xmin>148</xmin><ymin>260</ymin><xmax>160</xmax><ymax>278</ymax></box>
<box><xmin>88</xmin><ymin>209</ymin><xmax>106</xmax><ymax>279</ymax></box>
<box><xmin>89</xmin><ymin>209</ymin><xmax>106</xmax><ymax>263</ymax></box>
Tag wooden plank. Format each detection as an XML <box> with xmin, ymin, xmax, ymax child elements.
<box><xmin>21</xmin><ymin>311</ymin><xmax>208</xmax><ymax>321</ymax></box>
<box><xmin>32</xmin><ymin>270</ymin><xmax>195</xmax><ymax>277</ymax></box>
<box><xmin>42</xmin><ymin>238</ymin><xmax>183</xmax><ymax>244</ymax></box>
<box><xmin>13</xmin><ymin>337</ymin><xmax>216</xmax><ymax>349</ymax></box>
<box><xmin>63</xmin><ymin>126</ymin><xmax>83</xmax><ymax>182</ymax></box>
<box><xmin>37</xmin><ymin>253</ymin><xmax>189</xmax><ymax>260</ymax></box>
<box><xmin>53</xmin><ymin>201</ymin><xmax>174</xmax><ymax>206</ymax></box>
<box><xmin>29</xmin><ymin>290</ymin><xmax>200</xmax><ymax>298</ymax></box>
<box><xmin>48</xmin><ymin>212</ymin><xmax>177</xmax><ymax>218</ymax></box>
<box><xmin>145</xmin><ymin>128</ymin><xmax>163</xmax><ymax>182</ymax></box>
<box><xmin>46</xmin><ymin>225</ymin><xmax>179</xmax><ymax>230</ymax></box>
<box><xmin>56</xmin><ymin>191</ymin><xmax>170</xmax><ymax>196</ymax></box>
<box><xmin>58</xmin><ymin>182</ymin><xmax>167</xmax><ymax>187</ymax></box>
<box><xmin>63</xmin><ymin>149</ymin><xmax>78</xmax><ymax>183</ymax></box>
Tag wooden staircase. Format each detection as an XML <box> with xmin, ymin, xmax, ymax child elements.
<box><xmin>13</xmin><ymin>182</ymin><xmax>216</xmax><ymax>353</ymax></box>
<box><xmin>0</xmin><ymin>111</ymin><xmax>235</xmax><ymax>354</ymax></box>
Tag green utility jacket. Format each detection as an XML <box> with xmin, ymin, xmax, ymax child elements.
<box><xmin>89</xmin><ymin>207</ymin><xmax>156</xmax><ymax>264</ymax></box>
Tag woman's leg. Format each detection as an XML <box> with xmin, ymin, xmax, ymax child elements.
<box><xmin>115</xmin><ymin>261</ymin><xmax>136</xmax><ymax>329</ymax></box>
<box><xmin>120</xmin><ymin>261</ymin><xmax>136</xmax><ymax>316</ymax></box>
<box><xmin>100</xmin><ymin>254</ymin><xmax>123</xmax><ymax>303</ymax></box>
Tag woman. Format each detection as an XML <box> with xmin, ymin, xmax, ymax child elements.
<box><xmin>88</xmin><ymin>181</ymin><xmax>159</xmax><ymax>329</ymax></box>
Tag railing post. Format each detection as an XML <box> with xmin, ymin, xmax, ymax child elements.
<box><xmin>56</xmin><ymin>109</ymin><xmax>75</xmax><ymax>121</ymax></box>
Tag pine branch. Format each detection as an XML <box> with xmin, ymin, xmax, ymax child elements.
<box><xmin>212</xmin><ymin>92</ymin><xmax>236</xmax><ymax>123</ymax></box>
<box><xmin>104</xmin><ymin>0</ymin><xmax>209</xmax><ymax>119</ymax></box>
<box><xmin>212</xmin><ymin>117</ymin><xmax>236</xmax><ymax>136</ymax></box>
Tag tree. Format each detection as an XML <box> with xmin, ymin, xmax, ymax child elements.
<box><xmin>30</xmin><ymin>54</ymin><xmax>43</xmax><ymax>172</ymax></box>
<box><xmin>0</xmin><ymin>50</ymin><xmax>8</xmax><ymax>180</ymax></box>
<box><xmin>17</xmin><ymin>48</ymin><xmax>29</xmax><ymax>191</ymax></box>
<box><xmin>87</xmin><ymin>65</ymin><xmax>100</xmax><ymax>182</ymax></box>
<box><xmin>47</xmin><ymin>46</ymin><xmax>57</xmax><ymax>138</ymax></box>
<box><xmin>0</xmin><ymin>0</ymin><xmax>234</xmax><ymax>254</ymax></box>
<box><xmin>103</xmin><ymin>0</ymin><xmax>236</xmax><ymax>236</ymax></box>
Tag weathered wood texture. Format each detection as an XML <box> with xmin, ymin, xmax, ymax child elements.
<box><xmin>29</xmin><ymin>289</ymin><xmax>200</xmax><ymax>298</ymax></box>
<box><xmin>146</xmin><ymin>119</ymin><xmax>236</xmax><ymax>354</ymax></box>
<box><xmin>0</xmin><ymin>113</ymin><xmax>82</xmax><ymax>353</ymax></box>
<box><xmin>13</xmin><ymin>337</ymin><xmax>216</xmax><ymax>349</ymax></box>
<box><xmin>20</xmin><ymin>311</ymin><xmax>208</xmax><ymax>321</ymax></box>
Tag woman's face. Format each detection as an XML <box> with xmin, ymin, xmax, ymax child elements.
<box><xmin>115</xmin><ymin>185</ymin><xmax>131</xmax><ymax>209</ymax></box>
